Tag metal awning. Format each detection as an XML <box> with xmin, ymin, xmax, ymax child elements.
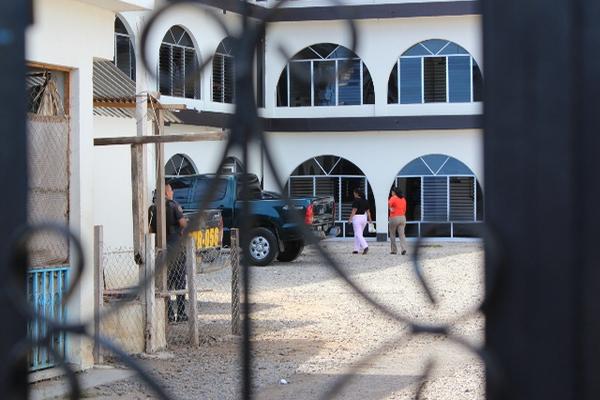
<box><xmin>93</xmin><ymin>58</ymin><xmax>181</xmax><ymax>123</ymax></box>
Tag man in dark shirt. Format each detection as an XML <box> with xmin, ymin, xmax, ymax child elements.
<box><xmin>149</xmin><ymin>182</ymin><xmax>188</xmax><ymax>322</ymax></box>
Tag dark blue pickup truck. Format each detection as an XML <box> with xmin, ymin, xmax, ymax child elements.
<box><xmin>169</xmin><ymin>173</ymin><xmax>335</xmax><ymax>266</ymax></box>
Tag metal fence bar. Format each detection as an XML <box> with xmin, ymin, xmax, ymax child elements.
<box><xmin>483</xmin><ymin>0</ymin><xmax>600</xmax><ymax>398</ymax></box>
<box><xmin>144</xmin><ymin>233</ymin><xmax>157</xmax><ymax>353</ymax></box>
<box><xmin>0</xmin><ymin>0</ymin><xmax>28</xmax><ymax>393</ymax></box>
<box><xmin>93</xmin><ymin>225</ymin><xmax>104</xmax><ymax>364</ymax></box>
<box><xmin>27</xmin><ymin>266</ymin><xmax>69</xmax><ymax>371</ymax></box>
<box><xmin>186</xmin><ymin>237</ymin><xmax>199</xmax><ymax>347</ymax></box>
<box><xmin>231</xmin><ymin>229</ymin><xmax>241</xmax><ymax>336</ymax></box>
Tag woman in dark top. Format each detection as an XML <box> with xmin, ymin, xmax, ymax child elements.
<box><xmin>348</xmin><ymin>189</ymin><xmax>372</xmax><ymax>254</ymax></box>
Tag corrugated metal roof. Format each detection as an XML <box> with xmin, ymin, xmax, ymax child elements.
<box><xmin>93</xmin><ymin>58</ymin><xmax>181</xmax><ymax>123</ymax></box>
<box><xmin>93</xmin><ymin>58</ymin><xmax>136</xmax><ymax>102</ymax></box>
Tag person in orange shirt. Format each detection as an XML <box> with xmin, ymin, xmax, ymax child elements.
<box><xmin>388</xmin><ymin>187</ymin><xmax>407</xmax><ymax>255</ymax></box>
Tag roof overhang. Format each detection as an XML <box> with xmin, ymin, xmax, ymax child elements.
<box><xmin>77</xmin><ymin>0</ymin><xmax>154</xmax><ymax>12</ymax></box>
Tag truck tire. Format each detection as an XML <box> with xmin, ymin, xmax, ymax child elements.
<box><xmin>245</xmin><ymin>227</ymin><xmax>278</xmax><ymax>266</ymax></box>
<box><xmin>276</xmin><ymin>240</ymin><xmax>304</xmax><ymax>262</ymax></box>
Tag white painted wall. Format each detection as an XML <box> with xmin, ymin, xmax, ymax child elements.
<box><xmin>264</xmin><ymin>15</ymin><xmax>482</xmax><ymax>117</ymax></box>
<box><xmin>118</xmin><ymin>6</ymin><xmax>247</xmax><ymax>112</ymax></box>
<box><xmin>27</xmin><ymin>0</ymin><xmax>116</xmax><ymax>370</ymax></box>
<box><xmin>263</xmin><ymin>129</ymin><xmax>483</xmax><ymax>234</ymax></box>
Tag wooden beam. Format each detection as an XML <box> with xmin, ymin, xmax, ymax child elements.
<box><xmin>93</xmin><ymin>100</ymin><xmax>187</xmax><ymax>110</ymax></box>
<box><xmin>131</xmin><ymin>144</ymin><xmax>145</xmax><ymax>267</ymax></box>
<box><xmin>94</xmin><ymin>132</ymin><xmax>226</xmax><ymax>146</ymax></box>
<box><xmin>155</xmin><ymin>109</ymin><xmax>167</xmax><ymax>294</ymax></box>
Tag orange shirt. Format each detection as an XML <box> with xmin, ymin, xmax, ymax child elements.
<box><xmin>388</xmin><ymin>195</ymin><xmax>406</xmax><ymax>217</ymax></box>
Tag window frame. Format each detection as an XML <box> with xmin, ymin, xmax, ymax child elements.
<box><xmin>113</xmin><ymin>17</ymin><xmax>136</xmax><ymax>81</ymax></box>
<box><xmin>277</xmin><ymin>44</ymin><xmax>374</xmax><ymax>107</ymax></box>
<box><xmin>392</xmin><ymin>40</ymin><xmax>482</xmax><ymax>105</ymax></box>
<box><xmin>159</xmin><ymin>26</ymin><xmax>200</xmax><ymax>99</ymax></box>
<box><xmin>212</xmin><ymin>39</ymin><xmax>235</xmax><ymax>104</ymax></box>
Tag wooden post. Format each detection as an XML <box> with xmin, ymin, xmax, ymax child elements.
<box><xmin>131</xmin><ymin>143</ymin><xmax>146</xmax><ymax>273</ymax></box>
<box><xmin>144</xmin><ymin>233</ymin><xmax>157</xmax><ymax>353</ymax></box>
<box><xmin>231</xmin><ymin>229</ymin><xmax>241</xmax><ymax>336</ymax></box>
<box><xmin>186</xmin><ymin>236</ymin><xmax>199</xmax><ymax>347</ymax></box>
<box><xmin>93</xmin><ymin>225</ymin><xmax>104</xmax><ymax>364</ymax></box>
<box><xmin>154</xmin><ymin>109</ymin><xmax>167</xmax><ymax>292</ymax></box>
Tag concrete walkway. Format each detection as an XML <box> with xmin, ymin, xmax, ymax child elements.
<box><xmin>30</xmin><ymin>366</ymin><xmax>135</xmax><ymax>400</ymax></box>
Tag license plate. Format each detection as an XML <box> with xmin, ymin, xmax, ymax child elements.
<box><xmin>189</xmin><ymin>227</ymin><xmax>222</xmax><ymax>250</ymax></box>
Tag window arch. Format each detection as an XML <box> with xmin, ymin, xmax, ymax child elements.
<box><xmin>277</xmin><ymin>43</ymin><xmax>375</xmax><ymax>107</ymax></box>
<box><xmin>286</xmin><ymin>155</ymin><xmax>376</xmax><ymax>237</ymax></box>
<box><xmin>114</xmin><ymin>16</ymin><xmax>136</xmax><ymax>81</ymax></box>
<box><xmin>159</xmin><ymin>26</ymin><xmax>200</xmax><ymax>99</ymax></box>
<box><xmin>393</xmin><ymin>154</ymin><xmax>483</xmax><ymax>237</ymax></box>
<box><xmin>165</xmin><ymin>153</ymin><xmax>197</xmax><ymax>176</ymax></box>
<box><xmin>388</xmin><ymin>39</ymin><xmax>483</xmax><ymax>104</ymax></box>
<box><xmin>212</xmin><ymin>38</ymin><xmax>235</xmax><ymax>103</ymax></box>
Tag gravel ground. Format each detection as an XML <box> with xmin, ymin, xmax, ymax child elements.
<box><xmin>82</xmin><ymin>240</ymin><xmax>484</xmax><ymax>400</ymax></box>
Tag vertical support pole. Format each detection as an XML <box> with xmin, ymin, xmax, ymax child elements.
<box><xmin>93</xmin><ymin>226</ymin><xmax>104</xmax><ymax>364</ymax></box>
<box><xmin>131</xmin><ymin>143</ymin><xmax>146</xmax><ymax>278</ymax></box>
<box><xmin>144</xmin><ymin>233</ymin><xmax>156</xmax><ymax>353</ymax></box>
<box><xmin>186</xmin><ymin>236</ymin><xmax>199</xmax><ymax>347</ymax></box>
<box><xmin>231</xmin><ymin>229</ymin><xmax>241</xmax><ymax>336</ymax></box>
<box><xmin>483</xmin><ymin>0</ymin><xmax>600</xmax><ymax>399</ymax></box>
<box><xmin>154</xmin><ymin>109</ymin><xmax>167</xmax><ymax>292</ymax></box>
<box><xmin>0</xmin><ymin>1</ymin><xmax>30</xmax><ymax>397</ymax></box>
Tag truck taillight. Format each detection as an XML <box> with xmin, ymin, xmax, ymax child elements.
<box><xmin>305</xmin><ymin>204</ymin><xmax>314</xmax><ymax>225</ymax></box>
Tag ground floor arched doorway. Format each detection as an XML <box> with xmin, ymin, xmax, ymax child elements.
<box><xmin>394</xmin><ymin>154</ymin><xmax>483</xmax><ymax>237</ymax></box>
<box><xmin>286</xmin><ymin>155</ymin><xmax>376</xmax><ymax>237</ymax></box>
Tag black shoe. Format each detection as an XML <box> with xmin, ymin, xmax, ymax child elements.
<box><xmin>363</xmin><ymin>247</ymin><xmax>369</xmax><ymax>255</ymax></box>
<box><xmin>401</xmin><ymin>250</ymin><xmax>406</xmax><ymax>255</ymax></box>
<box><xmin>390</xmin><ymin>251</ymin><xmax>397</xmax><ymax>255</ymax></box>
<box><xmin>352</xmin><ymin>251</ymin><xmax>358</xmax><ymax>254</ymax></box>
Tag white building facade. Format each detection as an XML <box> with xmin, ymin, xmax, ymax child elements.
<box><xmin>94</xmin><ymin>0</ymin><xmax>483</xmax><ymax>247</ymax></box>
<box><xmin>25</xmin><ymin>0</ymin><xmax>482</xmax><ymax>373</ymax></box>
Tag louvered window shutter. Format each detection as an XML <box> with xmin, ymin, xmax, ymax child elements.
<box><xmin>449</xmin><ymin>177</ymin><xmax>475</xmax><ymax>221</ymax></box>
<box><xmin>423</xmin><ymin>176</ymin><xmax>448</xmax><ymax>221</ymax></box>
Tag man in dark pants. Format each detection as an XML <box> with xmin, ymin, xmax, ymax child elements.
<box><xmin>149</xmin><ymin>182</ymin><xmax>188</xmax><ymax>322</ymax></box>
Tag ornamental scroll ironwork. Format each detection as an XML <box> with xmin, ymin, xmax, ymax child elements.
<box><xmin>3</xmin><ymin>1</ymin><xmax>505</xmax><ymax>399</ymax></box>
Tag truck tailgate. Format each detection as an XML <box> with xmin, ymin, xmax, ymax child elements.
<box><xmin>310</xmin><ymin>196</ymin><xmax>335</xmax><ymax>226</ymax></box>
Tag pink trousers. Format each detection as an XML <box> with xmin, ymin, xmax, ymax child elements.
<box><xmin>352</xmin><ymin>214</ymin><xmax>368</xmax><ymax>252</ymax></box>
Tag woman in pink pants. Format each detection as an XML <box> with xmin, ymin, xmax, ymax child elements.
<box><xmin>348</xmin><ymin>189</ymin><xmax>372</xmax><ymax>254</ymax></box>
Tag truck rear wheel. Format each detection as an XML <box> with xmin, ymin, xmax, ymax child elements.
<box><xmin>245</xmin><ymin>227</ymin><xmax>278</xmax><ymax>266</ymax></box>
<box><xmin>276</xmin><ymin>240</ymin><xmax>304</xmax><ymax>262</ymax></box>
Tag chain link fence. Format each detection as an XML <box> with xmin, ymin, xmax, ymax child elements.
<box><xmin>166</xmin><ymin>232</ymin><xmax>241</xmax><ymax>346</ymax></box>
<box><xmin>101</xmin><ymin>246</ymin><xmax>145</xmax><ymax>354</ymax></box>
<box><xmin>95</xmin><ymin>230</ymin><xmax>241</xmax><ymax>354</ymax></box>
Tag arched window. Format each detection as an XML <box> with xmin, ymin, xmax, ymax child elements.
<box><xmin>393</xmin><ymin>154</ymin><xmax>483</xmax><ymax>237</ymax></box>
<box><xmin>388</xmin><ymin>39</ymin><xmax>483</xmax><ymax>104</ymax></box>
<box><xmin>286</xmin><ymin>155</ymin><xmax>376</xmax><ymax>237</ymax></box>
<box><xmin>277</xmin><ymin>43</ymin><xmax>375</xmax><ymax>107</ymax></box>
<box><xmin>212</xmin><ymin>38</ymin><xmax>235</xmax><ymax>103</ymax></box>
<box><xmin>114</xmin><ymin>16</ymin><xmax>136</xmax><ymax>81</ymax></box>
<box><xmin>159</xmin><ymin>26</ymin><xmax>200</xmax><ymax>99</ymax></box>
<box><xmin>165</xmin><ymin>153</ymin><xmax>197</xmax><ymax>176</ymax></box>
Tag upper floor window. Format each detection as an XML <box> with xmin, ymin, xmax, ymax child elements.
<box><xmin>159</xmin><ymin>26</ymin><xmax>200</xmax><ymax>99</ymax></box>
<box><xmin>277</xmin><ymin>43</ymin><xmax>375</xmax><ymax>107</ymax></box>
<box><xmin>388</xmin><ymin>39</ymin><xmax>483</xmax><ymax>104</ymax></box>
<box><xmin>212</xmin><ymin>38</ymin><xmax>235</xmax><ymax>103</ymax></box>
<box><xmin>114</xmin><ymin>17</ymin><xmax>136</xmax><ymax>81</ymax></box>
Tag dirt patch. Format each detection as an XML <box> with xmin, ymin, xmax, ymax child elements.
<box><xmin>81</xmin><ymin>241</ymin><xmax>484</xmax><ymax>400</ymax></box>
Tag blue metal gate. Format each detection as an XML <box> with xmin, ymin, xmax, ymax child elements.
<box><xmin>27</xmin><ymin>266</ymin><xmax>69</xmax><ymax>371</ymax></box>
